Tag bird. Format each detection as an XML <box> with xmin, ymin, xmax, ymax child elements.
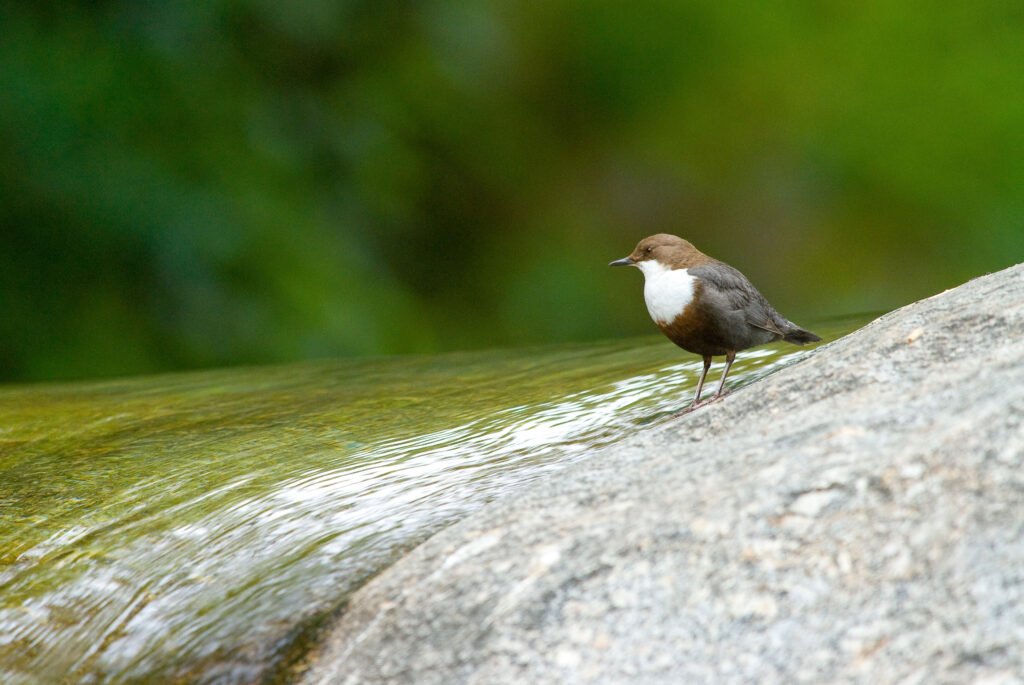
<box><xmin>610</xmin><ymin>234</ymin><xmax>821</xmax><ymax>407</ymax></box>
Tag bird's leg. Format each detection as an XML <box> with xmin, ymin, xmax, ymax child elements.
<box><xmin>713</xmin><ymin>351</ymin><xmax>736</xmax><ymax>399</ymax></box>
<box><xmin>692</xmin><ymin>355</ymin><xmax>713</xmax><ymax>406</ymax></box>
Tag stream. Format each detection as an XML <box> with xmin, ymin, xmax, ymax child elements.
<box><xmin>0</xmin><ymin>317</ymin><xmax>867</xmax><ymax>683</ymax></box>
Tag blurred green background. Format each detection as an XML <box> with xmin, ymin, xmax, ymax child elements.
<box><xmin>1</xmin><ymin>1</ymin><xmax>1022</xmax><ymax>382</ymax></box>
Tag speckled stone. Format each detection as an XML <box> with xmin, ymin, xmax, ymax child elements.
<box><xmin>300</xmin><ymin>264</ymin><xmax>1024</xmax><ymax>685</ymax></box>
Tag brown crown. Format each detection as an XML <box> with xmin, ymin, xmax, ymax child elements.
<box><xmin>628</xmin><ymin>234</ymin><xmax>714</xmax><ymax>269</ymax></box>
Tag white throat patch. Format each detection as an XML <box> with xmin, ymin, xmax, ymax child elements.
<box><xmin>637</xmin><ymin>260</ymin><xmax>696</xmax><ymax>325</ymax></box>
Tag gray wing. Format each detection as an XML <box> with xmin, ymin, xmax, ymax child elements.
<box><xmin>689</xmin><ymin>262</ymin><xmax>786</xmax><ymax>336</ymax></box>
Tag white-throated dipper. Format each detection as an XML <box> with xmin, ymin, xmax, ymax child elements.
<box><xmin>610</xmin><ymin>234</ymin><xmax>821</xmax><ymax>406</ymax></box>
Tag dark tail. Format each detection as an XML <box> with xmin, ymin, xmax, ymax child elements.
<box><xmin>783</xmin><ymin>325</ymin><xmax>822</xmax><ymax>345</ymax></box>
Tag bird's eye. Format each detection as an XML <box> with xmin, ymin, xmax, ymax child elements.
<box><xmin>645</xmin><ymin>246</ymin><xmax>653</xmax><ymax>253</ymax></box>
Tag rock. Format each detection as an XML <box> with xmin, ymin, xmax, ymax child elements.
<box><xmin>301</xmin><ymin>264</ymin><xmax>1024</xmax><ymax>685</ymax></box>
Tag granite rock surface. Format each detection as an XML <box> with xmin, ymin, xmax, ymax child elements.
<box><xmin>301</xmin><ymin>264</ymin><xmax>1024</xmax><ymax>685</ymax></box>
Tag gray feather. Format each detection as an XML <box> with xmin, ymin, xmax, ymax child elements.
<box><xmin>689</xmin><ymin>262</ymin><xmax>787</xmax><ymax>338</ymax></box>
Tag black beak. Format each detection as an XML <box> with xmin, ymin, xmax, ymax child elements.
<box><xmin>608</xmin><ymin>256</ymin><xmax>634</xmax><ymax>267</ymax></box>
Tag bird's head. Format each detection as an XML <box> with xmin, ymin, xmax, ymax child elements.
<box><xmin>608</xmin><ymin>234</ymin><xmax>699</xmax><ymax>274</ymax></box>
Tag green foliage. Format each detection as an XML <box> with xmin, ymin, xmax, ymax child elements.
<box><xmin>1</xmin><ymin>1</ymin><xmax>1022</xmax><ymax>380</ymax></box>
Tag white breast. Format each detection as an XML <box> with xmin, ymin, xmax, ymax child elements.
<box><xmin>638</xmin><ymin>260</ymin><xmax>696</xmax><ymax>325</ymax></box>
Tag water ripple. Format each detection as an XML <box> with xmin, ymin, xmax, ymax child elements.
<box><xmin>0</xmin><ymin>320</ymin><xmax>865</xmax><ymax>683</ymax></box>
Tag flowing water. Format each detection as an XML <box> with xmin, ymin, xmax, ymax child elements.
<box><xmin>0</xmin><ymin>317</ymin><xmax>867</xmax><ymax>683</ymax></box>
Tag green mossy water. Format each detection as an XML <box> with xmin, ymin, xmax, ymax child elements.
<box><xmin>0</xmin><ymin>318</ymin><xmax>864</xmax><ymax>683</ymax></box>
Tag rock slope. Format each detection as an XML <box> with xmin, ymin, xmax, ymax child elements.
<box><xmin>301</xmin><ymin>264</ymin><xmax>1024</xmax><ymax>685</ymax></box>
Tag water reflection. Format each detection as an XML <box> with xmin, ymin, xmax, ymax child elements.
<box><xmin>0</xmin><ymin>318</ymin><xmax>864</xmax><ymax>683</ymax></box>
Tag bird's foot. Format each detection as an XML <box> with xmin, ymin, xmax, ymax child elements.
<box><xmin>672</xmin><ymin>391</ymin><xmax>730</xmax><ymax>417</ymax></box>
<box><xmin>671</xmin><ymin>400</ymin><xmax>705</xmax><ymax>417</ymax></box>
<box><xmin>710</xmin><ymin>390</ymin><xmax>730</xmax><ymax>402</ymax></box>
